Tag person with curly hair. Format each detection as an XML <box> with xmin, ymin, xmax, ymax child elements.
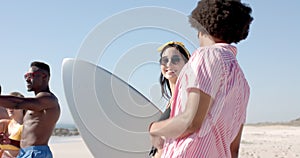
<box><xmin>148</xmin><ymin>0</ymin><xmax>253</xmax><ymax>157</ymax></box>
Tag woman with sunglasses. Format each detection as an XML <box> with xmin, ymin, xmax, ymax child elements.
<box><xmin>149</xmin><ymin>41</ymin><xmax>190</xmax><ymax>158</ymax></box>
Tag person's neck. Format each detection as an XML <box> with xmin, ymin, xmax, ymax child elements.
<box><xmin>169</xmin><ymin>81</ymin><xmax>176</xmax><ymax>98</ymax></box>
<box><xmin>34</xmin><ymin>86</ymin><xmax>50</xmax><ymax>95</ymax></box>
<box><xmin>201</xmin><ymin>36</ymin><xmax>215</xmax><ymax>47</ymax></box>
<box><xmin>12</xmin><ymin>117</ymin><xmax>23</xmax><ymax>125</ymax></box>
<box><xmin>199</xmin><ymin>33</ymin><xmax>226</xmax><ymax>47</ymax></box>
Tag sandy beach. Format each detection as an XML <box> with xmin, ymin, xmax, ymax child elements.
<box><xmin>49</xmin><ymin>125</ymin><xmax>300</xmax><ymax>158</ymax></box>
<box><xmin>240</xmin><ymin>125</ymin><xmax>300</xmax><ymax>158</ymax></box>
<box><xmin>49</xmin><ymin>136</ymin><xmax>93</xmax><ymax>157</ymax></box>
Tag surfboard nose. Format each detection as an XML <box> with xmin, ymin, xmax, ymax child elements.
<box><xmin>62</xmin><ymin>58</ymin><xmax>160</xmax><ymax>157</ymax></box>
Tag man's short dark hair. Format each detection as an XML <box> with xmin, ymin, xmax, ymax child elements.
<box><xmin>30</xmin><ymin>61</ymin><xmax>51</xmax><ymax>76</ymax></box>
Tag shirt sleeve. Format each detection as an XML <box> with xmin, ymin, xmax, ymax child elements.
<box><xmin>184</xmin><ymin>47</ymin><xmax>226</xmax><ymax>137</ymax></box>
<box><xmin>186</xmin><ymin>47</ymin><xmax>224</xmax><ymax>98</ymax></box>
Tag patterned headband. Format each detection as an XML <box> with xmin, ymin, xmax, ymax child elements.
<box><xmin>157</xmin><ymin>41</ymin><xmax>190</xmax><ymax>58</ymax></box>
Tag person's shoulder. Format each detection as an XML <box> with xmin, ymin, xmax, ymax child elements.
<box><xmin>36</xmin><ymin>91</ymin><xmax>54</xmax><ymax>96</ymax></box>
<box><xmin>193</xmin><ymin>45</ymin><xmax>223</xmax><ymax>54</ymax></box>
<box><xmin>190</xmin><ymin>46</ymin><xmax>222</xmax><ymax>59</ymax></box>
<box><xmin>36</xmin><ymin>91</ymin><xmax>58</xmax><ymax>101</ymax></box>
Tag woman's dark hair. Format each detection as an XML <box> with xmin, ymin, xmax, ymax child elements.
<box><xmin>159</xmin><ymin>44</ymin><xmax>190</xmax><ymax>99</ymax></box>
<box><xmin>189</xmin><ymin>0</ymin><xmax>253</xmax><ymax>44</ymax></box>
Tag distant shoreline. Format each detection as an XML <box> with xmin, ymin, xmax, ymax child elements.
<box><xmin>53</xmin><ymin>118</ymin><xmax>300</xmax><ymax>137</ymax></box>
<box><xmin>246</xmin><ymin>118</ymin><xmax>300</xmax><ymax>127</ymax></box>
<box><xmin>53</xmin><ymin>124</ymin><xmax>79</xmax><ymax>136</ymax></box>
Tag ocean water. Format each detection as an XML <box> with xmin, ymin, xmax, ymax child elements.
<box><xmin>55</xmin><ymin>123</ymin><xmax>77</xmax><ymax>129</ymax></box>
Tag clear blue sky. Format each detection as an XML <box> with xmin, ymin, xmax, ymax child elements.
<box><xmin>0</xmin><ymin>0</ymin><xmax>299</xmax><ymax>125</ymax></box>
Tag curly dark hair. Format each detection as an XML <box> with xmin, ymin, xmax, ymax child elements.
<box><xmin>189</xmin><ymin>0</ymin><xmax>253</xmax><ymax>43</ymax></box>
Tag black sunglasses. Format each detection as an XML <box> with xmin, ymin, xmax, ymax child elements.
<box><xmin>159</xmin><ymin>55</ymin><xmax>181</xmax><ymax>66</ymax></box>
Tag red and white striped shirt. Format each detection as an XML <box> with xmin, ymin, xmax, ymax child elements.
<box><xmin>162</xmin><ymin>43</ymin><xmax>250</xmax><ymax>158</ymax></box>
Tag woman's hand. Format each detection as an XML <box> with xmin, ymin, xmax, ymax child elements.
<box><xmin>150</xmin><ymin>134</ymin><xmax>164</xmax><ymax>149</ymax></box>
<box><xmin>0</xmin><ymin>132</ymin><xmax>11</xmax><ymax>145</ymax></box>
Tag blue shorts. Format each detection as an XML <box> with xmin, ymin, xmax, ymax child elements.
<box><xmin>17</xmin><ymin>145</ymin><xmax>52</xmax><ymax>158</ymax></box>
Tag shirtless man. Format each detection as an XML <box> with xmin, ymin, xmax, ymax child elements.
<box><xmin>0</xmin><ymin>61</ymin><xmax>60</xmax><ymax>158</ymax></box>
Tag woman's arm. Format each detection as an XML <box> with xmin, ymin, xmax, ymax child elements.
<box><xmin>0</xmin><ymin>120</ymin><xmax>9</xmax><ymax>133</ymax></box>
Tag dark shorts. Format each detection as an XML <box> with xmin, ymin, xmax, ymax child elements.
<box><xmin>17</xmin><ymin>145</ymin><xmax>52</xmax><ymax>158</ymax></box>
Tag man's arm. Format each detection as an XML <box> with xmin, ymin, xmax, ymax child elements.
<box><xmin>178</xmin><ymin>90</ymin><xmax>211</xmax><ymax>138</ymax></box>
<box><xmin>0</xmin><ymin>92</ymin><xmax>59</xmax><ymax>111</ymax></box>
<box><xmin>230</xmin><ymin>124</ymin><xmax>244</xmax><ymax>158</ymax></box>
<box><xmin>149</xmin><ymin>88</ymin><xmax>211</xmax><ymax>138</ymax></box>
<box><xmin>0</xmin><ymin>95</ymin><xmax>24</xmax><ymax>109</ymax></box>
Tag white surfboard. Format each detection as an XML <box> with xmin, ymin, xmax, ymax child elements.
<box><xmin>62</xmin><ymin>58</ymin><xmax>161</xmax><ymax>157</ymax></box>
